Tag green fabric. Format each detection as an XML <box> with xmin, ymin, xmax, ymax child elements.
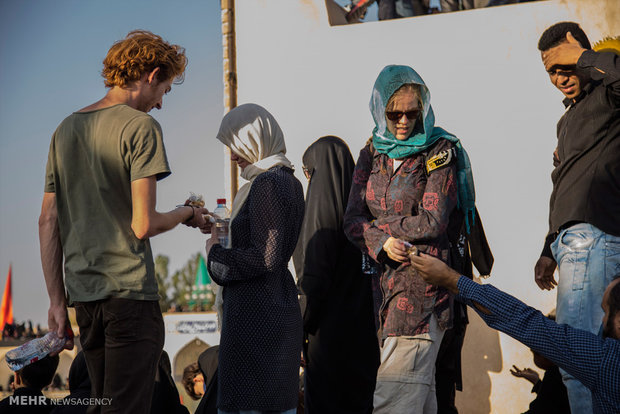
<box><xmin>45</xmin><ymin>104</ymin><xmax>171</xmax><ymax>303</ymax></box>
<box><xmin>195</xmin><ymin>255</ymin><xmax>211</xmax><ymax>285</ymax></box>
<box><xmin>369</xmin><ymin>65</ymin><xmax>476</xmax><ymax>232</ymax></box>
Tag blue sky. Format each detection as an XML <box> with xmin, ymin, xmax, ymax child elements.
<box><xmin>0</xmin><ymin>0</ymin><xmax>227</xmax><ymax>325</ymax></box>
<box><xmin>0</xmin><ymin>0</ymin><xmax>379</xmax><ymax>327</ymax></box>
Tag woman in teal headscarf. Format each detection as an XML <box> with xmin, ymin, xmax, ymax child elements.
<box><xmin>344</xmin><ymin>65</ymin><xmax>476</xmax><ymax>414</ymax></box>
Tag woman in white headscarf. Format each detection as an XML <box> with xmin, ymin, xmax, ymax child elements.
<box><xmin>205</xmin><ymin>103</ymin><xmax>304</xmax><ymax>414</ymax></box>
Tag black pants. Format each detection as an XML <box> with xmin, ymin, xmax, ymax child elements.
<box><xmin>75</xmin><ymin>298</ymin><xmax>165</xmax><ymax>414</ymax></box>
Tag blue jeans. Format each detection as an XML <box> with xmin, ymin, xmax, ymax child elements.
<box><xmin>551</xmin><ymin>223</ymin><xmax>620</xmax><ymax>413</ymax></box>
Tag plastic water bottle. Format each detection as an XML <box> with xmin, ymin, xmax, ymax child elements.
<box><xmin>213</xmin><ymin>198</ymin><xmax>231</xmax><ymax>248</ymax></box>
<box><xmin>5</xmin><ymin>330</ymin><xmax>70</xmax><ymax>371</ymax></box>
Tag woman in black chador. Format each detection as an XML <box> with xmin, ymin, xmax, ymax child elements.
<box><xmin>294</xmin><ymin>136</ymin><xmax>380</xmax><ymax>414</ymax></box>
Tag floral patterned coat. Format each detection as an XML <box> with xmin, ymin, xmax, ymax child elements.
<box><xmin>344</xmin><ymin>138</ymin><xmax>458</xmax><ymax>340</ymax></box>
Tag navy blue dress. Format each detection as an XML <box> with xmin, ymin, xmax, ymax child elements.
<box><xmin>208</xmin><ymin>166</ymin><xmax>304</xmax><ymax>412</ymax></box>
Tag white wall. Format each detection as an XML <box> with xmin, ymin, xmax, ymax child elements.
<box><xmin>234</xmin><ymin>0</ymin><xmax>618</xmax><ymax>412</ymax></box>
<box><xmin>163</xmin><ymin>312</ymin><xmax>220</xmax><ymax>358</ymax></box>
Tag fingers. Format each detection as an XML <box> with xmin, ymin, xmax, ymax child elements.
<box><xmin>51</xmin><ymin>337</ymin><xmax>74</xmax><ymax>356</ymax></box>
<box><xmin>409</xmin><ymin>253</ymin><xmax>424</xmax><ymax>267</ymax></box>
<box><xmin>48</xmin><ymin>317</ymin><xmax>74</xmax><ymax>356</ymax></box>
<box><xmin>410</xmin><ymin>252</ymin><xmax>445</xmax><ymax>268</ymax></box>
<box><xmin>534</xmin><ymin>269</ymin><xmax>550</xmax><ymax>290</ymax></box>
<box><xmin>386</xmin><ymin>250</ymin><xmax>407</xmax><ymax>262</ymax></box>
<box><xmin>535</xmin><ymin>276</ymin><xmax>552</xmax><ymax>290</ymax></box>
<box><xmin>391</xmin><ymin>239</ymin><xmax>407</xmax><ymax>253</ymax></box>
<box><xmin>388</xmin><ymin>250</ymin><xmax>408</xmax><ymax>263</ymax></box>
<box><xmin>541</xmin><ymin>50</ymin><xmax>553</xmax><ymax>71</ymax></box>
<box><xmin>535</xmin><ymin>273</ymin><xmax>558</xmax><ymax>290</ymax></box>
<box><xmin>409</xmin><ymin>253</ymin><xmax>436</xmax><ymax>276</ymax></box>
<box><xmin>57</xmin><ymin>324</ymin><xmax>66</xmax><ymax>339</ymax></box>
<box><xmin>48</xmin><ymin>308</ymin><xmax>67</xmax><ymax>339</ymax></box>
<box><xmin>389</xmin><ymin>240</ymin><xmax>409</xmax><ymax>262</ymax></box>
<box><xmin>182</xmin><ymin>207</ymin><xmax>213</xmax><ymax>229</ymax></box>
<box><xmin>383</xmin><ymin>238</ymin><xmax>407</xmax><ymax>263</ymax></box>
<box><xmin>541</xmin><ymin>47</ymin><xmax>564</xmax><ymax>70</ymax></box>
<box><xmin>534</xmin><ymin>257</ymin><xmax>558</xmax><ymax>290</ymax></box>
<box><xmin>542</xmin><ymin>36</ymin><xmax>584</xmax><ymax>70</ymax></box>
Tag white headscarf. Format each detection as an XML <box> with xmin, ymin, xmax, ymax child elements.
<box><xmin>216</xmin><ymin>103</ymin><xmax>294</xmax><ymax>223</ymax></box>
<box><xmin>213</xmin><ymin>104</ymin><xmax>293</xmax><ymax>328</ymax></box>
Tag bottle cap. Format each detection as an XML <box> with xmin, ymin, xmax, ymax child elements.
<box><xmin>217</xmin><ymin>198</ymin><xmax>226</xmax><ymax>204</ymax></box>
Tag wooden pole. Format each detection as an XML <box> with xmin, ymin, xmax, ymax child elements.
<box><xmin>221</xmin><ymin>0</ymin><xmax>238</xmax><ymax>202</ymax></box>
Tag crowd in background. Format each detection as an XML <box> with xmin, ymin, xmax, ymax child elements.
<box><xmin>345</xmin><ymin>0</ymin><xmax>544</xmax><ymax>20</ymax></box>
<box><xmin>1</xmin><ymin>321</ymin><xmax>46</xmax><ymax>341</ymax></box>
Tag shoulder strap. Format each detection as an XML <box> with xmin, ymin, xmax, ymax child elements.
<box><xmin>467</xmin><ymin>207</ymin><xmax>494</xmax><ymax>277</ymax></box>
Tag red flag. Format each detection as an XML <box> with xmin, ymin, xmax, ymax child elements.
<box><xmin>0</xmin><ymin>265</ymin><xmax>14</xmax><ymax>332</ymax></box>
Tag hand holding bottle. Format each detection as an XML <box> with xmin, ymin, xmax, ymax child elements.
<box><xmin>5</xmin><ymin>326</ymin><xmax>74</xmax><ymax>371</ymax></box>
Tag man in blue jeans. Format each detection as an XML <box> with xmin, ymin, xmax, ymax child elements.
<box><xmin>533</xmin><ymin>21</ymin><xmax>620</xmax><ymax>413</ymax></box>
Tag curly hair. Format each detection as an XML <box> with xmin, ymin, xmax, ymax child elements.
<box><xmin>102</xmin><ymin>30</ymin><xmax>187</xmax><ymax>88</ymax></box>
<box><xmin>538</xmin><ymin>21</ymin><xmax>591</xmax><ymax>52</ymax></box>
<box><xmin>182</xmin><ymin>362</ymin><xmax>202</xmax><ymax>400</ymax></box>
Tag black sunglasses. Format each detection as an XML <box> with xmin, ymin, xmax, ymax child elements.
<box><xmin>385</xmin><ymin>109</ymin><xmax>420</xmax><ymax>121</ymax></box>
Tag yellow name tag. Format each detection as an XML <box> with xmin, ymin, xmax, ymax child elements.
<box><xmin>426</xmin><ymin>150</ymin><xmax>453</xmax><ymax>174</ymax></box>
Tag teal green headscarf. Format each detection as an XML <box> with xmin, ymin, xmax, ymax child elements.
<box><xmin>370</xmin><ymin>65</ymin><xmax>476</xmax><ymax>232</ymax></box>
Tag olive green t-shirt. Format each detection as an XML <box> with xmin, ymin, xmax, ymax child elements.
<box><xmin>44</xmin><ymin>104</ymin><xmax>171</xmax><ymax>303</ymax></box>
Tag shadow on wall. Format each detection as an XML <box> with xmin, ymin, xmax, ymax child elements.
<box><xmin>455</xmin><ymin>306</ymin><xmax>503</xmax><ymax>414</ymax></box>
<box><xmin>173</xmin><ymin>338</ymin><xmax>211</xmax><ymax>412</ymax></box>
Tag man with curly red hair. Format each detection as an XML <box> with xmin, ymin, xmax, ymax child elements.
<box><xmin>39</xmin><ymin>30</ymin><xmax>208</xmax><ymax>413</ymax></box>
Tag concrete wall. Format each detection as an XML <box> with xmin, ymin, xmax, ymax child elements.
<box><xmin>233</xmin><ymin>0</ymin><xmax>618</xmax><ymax>412</ymax></box>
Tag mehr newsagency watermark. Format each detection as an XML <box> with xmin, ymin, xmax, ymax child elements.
<box><xmin>10</xmin><ymin>395</ymin><xmax>112</xmax><ymax>406</ymax></box>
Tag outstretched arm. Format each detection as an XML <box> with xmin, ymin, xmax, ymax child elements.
<box><xmin>410</xmin><ymin>253</ymin><xmax>606</xmax><ymax>391</ymax></box>
<box><xmin>131</xmin><ymin>176</ymin><xmax>209</xmax><ymax>239</ymax></box>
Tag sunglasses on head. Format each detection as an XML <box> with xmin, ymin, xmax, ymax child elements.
<box><xmin>385</xmin><ymin>109</ymin><xmax>420</xmax><ymax>121</ymax></box>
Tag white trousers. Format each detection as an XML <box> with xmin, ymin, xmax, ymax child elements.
<box><xmin>373</xmin><ymin>315</ymin><xmax>445</xmax><ymax>414</ymax></box>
